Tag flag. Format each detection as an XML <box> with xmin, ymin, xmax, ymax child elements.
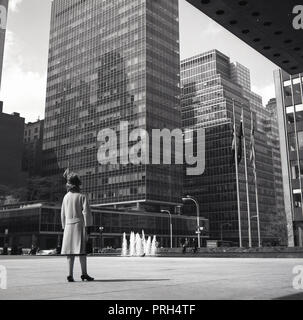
<box><xmin>237</xmin><ymin>110</ymin><xmax>244</xmax><ymax>164</ymax></box>
<box><xmin>231</xmin><ymin>123</ymin><xmax>236</xmax><ymax>166</ymax></box>
<box><xmin>250</xmin><ymin>113</ymin><xmax>256</xmax><ymax>174</ymax></box>
<box><xmin>231</xmin><ymin>109</ymin><xmax>244</xmax><ymax>165</ymax></box>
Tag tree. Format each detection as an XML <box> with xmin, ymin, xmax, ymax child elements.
<box><xmin>0</xmin><ymin>176</ymin><xmax>65</xmax><ymax>205</ymax></box>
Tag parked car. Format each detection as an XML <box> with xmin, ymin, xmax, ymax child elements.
<box><xmin>36</xmin><ymin>249</ymin><xmax>57</xmax><ymax>256</ymax></box>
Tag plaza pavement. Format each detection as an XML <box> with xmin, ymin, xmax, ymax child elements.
<box><xmin>0</xmin><ymin>256</ymin><xmax>302</xmax><ymax>300</ymax></box>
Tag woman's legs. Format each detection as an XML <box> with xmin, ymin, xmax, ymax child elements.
<box><xmin>79</xmin><ymin>255</ymin><xmax>87</xmax><ymax>276</ymax></box>
<box><xmin>67</xmin><ymin>256</ymin><xmax>75</xmax><ymax>277</ymax></box>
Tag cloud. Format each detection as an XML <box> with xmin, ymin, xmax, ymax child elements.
<box><xmin>252</xmin><ymin>84</ymin><xmax>276</xmax><ymax>106</ymax></box>
<box><xmin>8</xmin><ymin>0</ymin><xmax>23</xmax><ymax>12</ymax></box>
<box><xmin>0</xmin><ymin>30</ymin><xmax>46</xmax><ymax>122</ymax></box>
<box><xmin>201</xmin><ymin>19</ymin><xmax>224</xmax><ymax>37</ymax></box>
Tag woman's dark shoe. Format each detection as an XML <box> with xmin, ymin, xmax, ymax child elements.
<box><xmin>67</xmin><ymin>276</ymin><xmax>75</xmax><ymax>282</ymax></box>
<box><xmin>81</xmin><ymin>274</ymin><xmax>94</xmax><ymax>282</ymax></box>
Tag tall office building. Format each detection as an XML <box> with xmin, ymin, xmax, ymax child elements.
<box><xmin>23</xmin><ymin>119</ymin><xmax>44</xmax><ymax>177</ymax></box>
<box><xmin>0</xmin><ymin>102</ymin><xmax>25</xmax><ymax>187</ymax></box>
<box><xmin>43</xmin><ymin>0</ymin><xmax>182</xmax><ymax>209</ymax></box>
<box><xmin>266</xmin><ymin>98</ymin><xmax>287</xmax><ymax>237</ymax></box>
<box><xmin>274</xmin><ymin>70</ymin><xmax>303</xmax><ymax>247</ymax></box>
<box><xmin>181</xmin><ymin>50</ymin><xmax>287</xmax><ymax>246</ymax></box>
<box><xmin>232</xmin><ymin>63</ymin><xmax>287</xmax><ymax>243</ymax></box>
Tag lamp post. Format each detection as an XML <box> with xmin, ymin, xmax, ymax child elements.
<box><xmin>3</xmin><ymin>229</ymin><xmax>8</xmax><ymax>255</ymax></box>
<box><xmin>182</xmin><ymin>196</ymin><xmax>201</xmax><ymax>248</ymax></box>
<box><xmin>251</xmin><ymin>215</ymin><xmax>261</xmax><ymax>247</ymax></box>
<box><xmin>220</xmin><ymin>223</ymin><xmax>232</xmax><ymax>242</ymax></box>
<box><xmin>99</xmin><ymin>226</ymin><xmax>104</xmax><ymax>253</ymax></box>
<box><xmin>161</xmin><ymin>210</ymin><xmax>173</xmax><ymax>248</ymax></box>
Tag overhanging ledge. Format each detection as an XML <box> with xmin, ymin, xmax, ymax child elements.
<box><xmin>186</xmin><ymin>0</ymin><xmax>303</xmax><ymax>75</ymax></box>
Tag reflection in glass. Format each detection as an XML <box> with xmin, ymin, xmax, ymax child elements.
<box><xmin>288</xmin><ymin>133</ymin><xmax>296</xmax><ymax>152</ymax></box>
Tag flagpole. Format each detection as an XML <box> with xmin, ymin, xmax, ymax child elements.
<box><xmin>233</xmin><ymin>100</ymin><xmax>242</xmax><ymax>248</ymax></box>
<box><xmin>254</xmin><ymin>149</ymin><xmax>261</xmax><ymax>248</ymax></box>
<box><xmin>251</xmin><ymin>112</ymin><xmax>261</xmax><ymax>247</ymax></box>
<box><xmin>242</xmin><ymin>108</ymin><xmax>252</xmax><ymax>248</ymax></box>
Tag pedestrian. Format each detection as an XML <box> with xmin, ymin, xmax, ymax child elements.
<box><xmin>61</xmin><ymin>169</ymin><xmax>94</xmax><ymax>283</ymax></box>
<box><xmin>192</xmin><ymin>239</ymin><xmax>198</xmax><ymax>254</ymax></box>
<box><xmin>182</xmin><ymin>238</ymin><xmax>188</xmax><ymax>254</ymax></box>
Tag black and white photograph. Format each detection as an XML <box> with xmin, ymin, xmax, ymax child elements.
<box><xmin>0</xmin><ymin>0</ymin><xmax>303</xmax><ymax>305</ymax></box>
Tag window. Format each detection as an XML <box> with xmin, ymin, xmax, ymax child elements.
<box><xmin>284</xmin><ymin>85</ymin><xmax>293</xmax><ymax>107</ymax></box>
<box><xmin>293</xmin><ymin>192</ymin><xmax>302</xmax><ymax>208</ymax></box>
<box><xmin>298</xmin><ymin>132</ymin><xmax>303</xmax><ymax>150</ymax></box>
<box><xmin>287</xmin><ymin>113</ymin><xmax>295</xmax><ymax>124</ymax></box>
<box><xmin>293</xmin><ymin>82</ymin><xmax>302</xmax><ymax>105</ymax></box>
<box><xmin>291</xmin><ymin>162</ymin><xmax>299</xmax><ymax>179</ymax></box>
<box><xmin>288</xmin><ymin>133</ymin><xmax>296</xmax><ymax>152</ymax></box>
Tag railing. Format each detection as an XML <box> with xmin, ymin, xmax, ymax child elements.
<box><xmin>0</xmin><ymin>201</ymin><xmax>57</xmax><ymax>211</ymax></box>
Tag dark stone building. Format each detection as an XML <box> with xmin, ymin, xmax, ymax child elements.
<box><xmin>0</xmin><ymin>102</ymin><xmax>25</xmax><ymax>187</ymax></box>
<box><xmin>23</xmin><ymin>120</ymin><xmax>44</xmax><ymax>177</ymax></box>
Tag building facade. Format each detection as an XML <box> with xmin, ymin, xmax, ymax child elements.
<box><xmin>43</xmin><ymin>0</ymin><xmax>182</xmax><ymax>210</ymax></box>
<box><xmin>266</xmin><ymin>98</ymin><xmax>287</xmax><ymax>237</ymax></box>
<box><xmin>181</xmin><ymin>50</ymin><xmax>287</xmax><ymax>246</ymax></box>
<box><xmin>0</xmin><ymin>103</ymin><xmax>25</xmax><ymax>187</ymax></box>
<box><xmin>23</xmin><ymin>120</ymin><xmax>44</xmax><ymax>177</ymax></box>
<box><xmin>0</xmin><ymin>203</ymin><xmax>209</xmax><ymax>251</ymax></box>
<box><xmin>274</xmin><ymin>70</ymin><xmax>303</xmax><ymax>247</ymax></box>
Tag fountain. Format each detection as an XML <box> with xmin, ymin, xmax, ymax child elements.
<box><xmin>151</xmin><ymin>235</ymin><xmax>157</xmax><ymax>256</ymax></box>
<box><xmin>121</xmin><ymin>231</ymin><xmax>157</xmax><ymax>257</ymax></box>
<box><xmin>142</xmin><ymin>231</ymin><xmax>147</xmax><ymax>254</ymax></box>
<box><xmin>122</xmin><ymin>233</ymin><xmax>128</xmax><ymax>256</ymax></box>
<box><xmin>146</xmin><ymin>236</ymin><xmax>152</xmax><ymax>256</ymax></box>
<box><xmin>129</xmin><ymin>232</ymin><xmax>135</xmax><ymax>257</ymax></box>
<box><xmin>135</xmin><ymin>233</ymin><xmax>144</xmax><ymax>256</ymax></box>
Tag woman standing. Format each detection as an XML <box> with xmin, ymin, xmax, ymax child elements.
<box><xmin>61</xmin><ymin>170</ymin><xmax>94</xmax><ymax>282</ymax></box>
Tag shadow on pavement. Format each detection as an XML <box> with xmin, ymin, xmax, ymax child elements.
<box><xmin>274</xmin><ymin>292</ymin><xmax>303</xmax><ymax>300</ymax></box>
<box><xmin>88</xmin><ymin>279</ymin><xmax>170</xmax><ymax>283</ymax></box>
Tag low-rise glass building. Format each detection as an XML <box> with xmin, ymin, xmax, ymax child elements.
<box><xmin>0</xmin><ymin>203</ymin><xmax>209</xmax><ymax>251</ymax></box>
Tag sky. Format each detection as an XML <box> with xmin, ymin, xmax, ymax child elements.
<box><xmin>0</xmin><ymin>0</ymin><xmax>278</xmax><ymax>123</ymax></box>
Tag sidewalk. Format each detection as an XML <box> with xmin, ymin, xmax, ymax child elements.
<box><xmin>0</xmin><ymin>256</ymin><xmax>301</xmax><ymax>300</ymax></box>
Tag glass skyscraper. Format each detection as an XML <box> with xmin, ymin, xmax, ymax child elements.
<box><xmin>266</xmin><ymin>98</ymin><xmax>287</xmax><ymax>238</ymax></box>
<box><xmin>43</xmin><ymin>0</ymin><xmax>182</xmax><ymax>209</ymax></box>
<box><xmin>274</xmin><ymin>70</ymin><xmax>303</xmax><ymax>247</ymax></box>
<box><xmin>181</xmin><ymin>50</ymin><xmax>287</xmax><ymax>246</ymax></box>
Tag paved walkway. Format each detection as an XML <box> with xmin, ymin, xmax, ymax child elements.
<box><xmin>0</xmin><ymin>256</ymin><xmax>302</xmax><ymax>300</ymax></box>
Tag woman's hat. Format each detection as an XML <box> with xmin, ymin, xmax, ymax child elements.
<box><xmin>67</xmin><ymin>173</ymin><xmax>82</xmax><ymax>187</ymax></box>
<box><xmin>63</xmin><ymin>169</ymin><xmax>81</xmax><ymax>189</ymax></box>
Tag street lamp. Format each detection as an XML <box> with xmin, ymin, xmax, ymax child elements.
<box><xmin>220</xmin><ymin>223</ymin><xmax>232</xmax><ymax>242</ymax></box>
<box><xmin>251</xmin><ymin>215</ymin><xmax>261</xmax><ymax>248</ymax></box>
<box><xmin>3</xmin><ymin>229</ymin><xmax>8</xmax><ymax>255</ymax></box>
<box><xmin>99</xmin><ymin>226</ymin><xmax>104</xmax><ymax>253</ymax></box>
<box><xmin>161</xmin><ymin>210</ymin><xmax>173</xmax><ymax>249</ymax></box>
<box><xmin>182</xmin><ymin>195</ymin><xmax>201</xmax><ymax>248</ymax></box>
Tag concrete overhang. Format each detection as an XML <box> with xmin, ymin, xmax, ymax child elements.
<box><xmin>186</xmin><ymin>0</ymin><xmax>303</xmax><ymax>75</ymax></box>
